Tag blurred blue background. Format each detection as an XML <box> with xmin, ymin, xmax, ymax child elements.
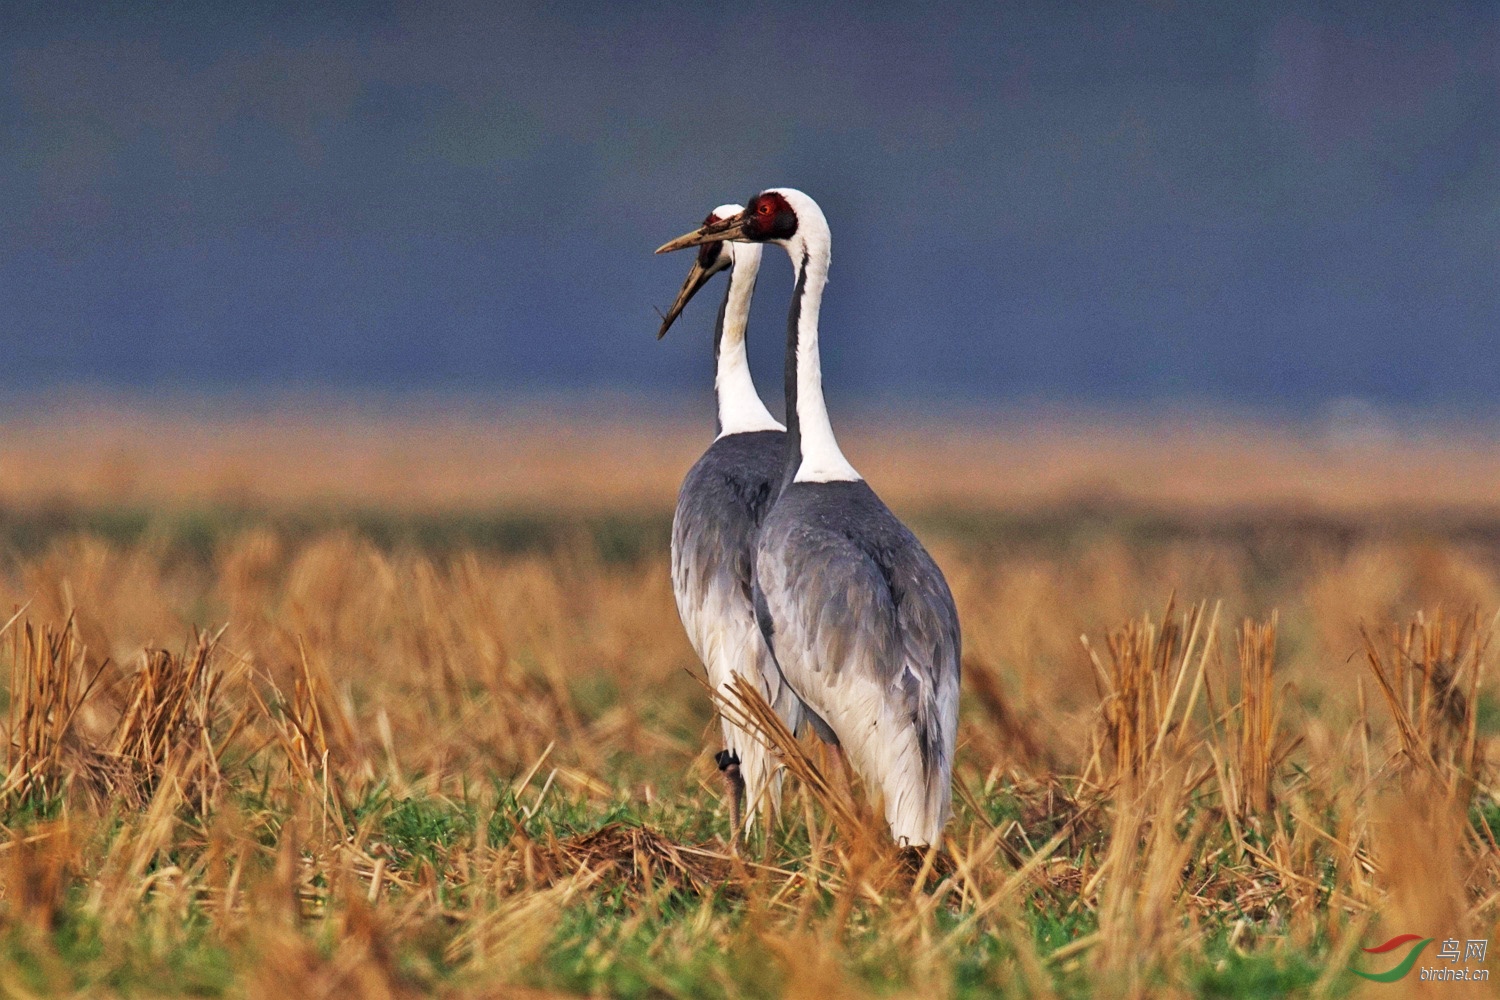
<box><xmin>2</xmin><ymin>1</ymin><xmax>1496</xmax><ymax>413</ymax></box>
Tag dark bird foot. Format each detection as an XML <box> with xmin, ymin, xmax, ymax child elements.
<box><xmin>895</xmin><ymin>844</ymin><xmax>955</xmax><ymax>890</ymax></box>
<box><xmin>716</xmin><ymin>750</ymin><xmax>745</xmax><ymax>852</ymax></box>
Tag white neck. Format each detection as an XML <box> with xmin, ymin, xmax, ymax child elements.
<box><xmin>715</xmin><ymin>244</ymin><xmax>783</xmax><ymax>437</ymax></box>
<box><xmin>780</xmin><ymin>195</ymin><xmax>861</xmax><ymax>483</ymax></box>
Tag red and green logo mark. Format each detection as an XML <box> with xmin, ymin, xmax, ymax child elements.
<box><xmin>1351</xmin><ymin>935</ymin><xmax>1433</xmax><ymax>983</ymax></box>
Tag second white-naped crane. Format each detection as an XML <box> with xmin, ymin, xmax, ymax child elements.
<box><xmin>657</xmin><ymin>205</ymin><xmax>804</xmax><ymax>845</ymax></box>
<box><xmin>658</xmin><ymin>190</ymin><xmax>961</xmax><ymax>847</ymax></box>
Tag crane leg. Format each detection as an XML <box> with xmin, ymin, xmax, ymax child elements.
<box><xmin>715</xmin><ymin>749</ymin><xmax>745</xmax><ymax>851</ymax></box>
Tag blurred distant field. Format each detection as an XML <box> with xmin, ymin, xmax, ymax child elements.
<box><xmin>0</xmin><ymin>403</ymin><xmax>1496</xmax><ymax>998</ymax></box>
<box><xmin>11</xmin><ymin>401</ymin><xmax>1500</xmax><ymax>515</ymax></box>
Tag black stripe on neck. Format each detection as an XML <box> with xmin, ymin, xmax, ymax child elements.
<box><xmin>711</xmin><ymin>281</ymin><xmax>730</xmax><ymax>438</ymax></box>
<box><xmin>780</xmin><ymin>252</ymin><xmax>810</xmax><ymax>494</ymax></box>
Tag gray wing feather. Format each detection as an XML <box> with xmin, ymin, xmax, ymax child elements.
<box><xmin>673</xmin><ymin>437</ymin><xmax>800</xmax><ymax>716</ymax></box>
<box><xmin>759</xmin><ymin>516</ymin><xmax>957</xmax><ymax>730</ymax></box>
<box><xmin>754</xmin><ymin>481</ymin><xmax>960</xmax><ymax>844</ymax></box>
<box><xmin>893</xmin><ymin>543</ymin><xmax>961</xmax><ymax>776</ymax></box>
<box><xmin>671</xmin><ymin>431</ymin><xmax>803</xmax><ymax>823</ymax></box>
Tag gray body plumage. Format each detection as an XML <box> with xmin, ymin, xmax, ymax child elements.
<box><xmin>672</xmin><ymin>430</ymin><xmax>804</xmax><ymax>825</ymax></box>
<box><xmin>753</xmin><ymin>479</ymin><xmax>960</xmax><ymax>845</ymax></box>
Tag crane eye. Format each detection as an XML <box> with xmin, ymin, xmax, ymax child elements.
<box><xmin>756</xmin><ymin>201</ymin><xmax>773</xmax><ymax>216</ymax></box>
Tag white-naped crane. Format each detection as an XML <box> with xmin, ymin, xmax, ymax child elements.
<box><xmin>658</xmin><ymin>190</ymin><xmax>960</xmax><ymax>847</ymax></box>
<box><xmin>657</xmin><ymin>205</ymin><xmax>805</xmax><ymax>846</ymax></box>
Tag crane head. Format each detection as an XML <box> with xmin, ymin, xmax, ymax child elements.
<box><xmin>655</xmin><ymin>191</ymin><xmax>799</xmax><ymax>254</ymax></box>
<box><xmin>655</xmin><ymin>205</ymin><xmax>740</xmax><ymax>339</ymax></box>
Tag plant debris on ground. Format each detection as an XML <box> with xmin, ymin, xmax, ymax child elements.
<box><xmin>0</xmin><ymin>505</ymin><xmax>1496</xmax><ymax>998</ymax></box>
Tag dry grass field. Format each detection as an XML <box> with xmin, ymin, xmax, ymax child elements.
<box><xmin>0</xmin><ymin>403</ymin><xmax>1498</xmax><ymax>998</ymax></box>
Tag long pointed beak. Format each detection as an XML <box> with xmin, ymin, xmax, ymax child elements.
<box><xmin>654</xmin><ymin>213</ymin><xmax>752</xmax><ymax>254</ymax></box>
<box><xmin>657</xmin><ymin>257</ymin><xmax>726</xmax><ymax>339</ymax></box>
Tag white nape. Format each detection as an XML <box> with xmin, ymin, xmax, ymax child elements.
<box><xmin>772</xmin><ymin>189</ymin><xmax>860</xmax><ymax>483</ymax></box>
<box><xmin>714</xmin><ymin>240</ymin><xmax>784</xmax><ymax>437</ymax></box>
